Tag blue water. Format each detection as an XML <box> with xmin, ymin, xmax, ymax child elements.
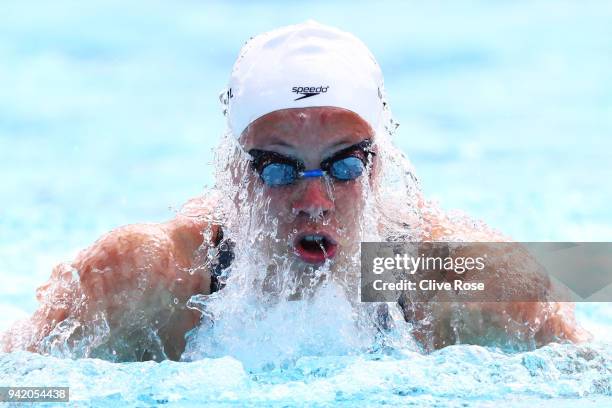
<box><xmin>1</xmin><ymin>0</ymin><xmax>611</xmax><ymax>406</ymax></box>
<box><xmin>2</xmin><ymin>342</ymin><xmax>611</xmax><ymax>407</ymax></box>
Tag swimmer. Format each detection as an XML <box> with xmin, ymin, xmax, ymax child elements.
<box><xmin>1</xmin><ymin>21</ymin><xmax>589</xmax><ymax>361</ymax></box>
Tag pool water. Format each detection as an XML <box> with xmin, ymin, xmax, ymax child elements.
<box><xmin>2</xmin><ymin>340</ymin><xmax>611</xmax><ymax>407</ymax></box>
<box><xmin>1</xmin><ymin>1</ymin><xmax>611</xmax><ymax>406</ymax></box>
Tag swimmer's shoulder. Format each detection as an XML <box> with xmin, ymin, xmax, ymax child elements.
<box><xmin>162</xmin><ymin>194</ymin><xmax>225</xmax><ymax>265</ymax></box>
<box><xmin>74</xmin><ymin>223</ymin><xmax>170</xmax><ymax>271</ymax></box>
<box><xmin>75</xmin><ymin>193</ymin><xmax>222</xmax><ymax>275</ymax></box>
<box><xmin>421</xmin><ymin>201</ymin><xmax>508</xmax><ymax>242</ymax></box>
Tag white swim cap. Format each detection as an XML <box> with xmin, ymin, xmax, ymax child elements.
<box><xmin>225</xmin><ymin>21</ymin><xmax>385</xmax><ymax>137</ymax></box>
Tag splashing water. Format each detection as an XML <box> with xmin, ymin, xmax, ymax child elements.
<box><xmin>2</xmin><ymin>40</ymin><xmax>610</xmax><ymax>407</ymax></box>
<box><xmin>182</xmin><ymin>282</ymin><xmax>416</xmax><ymax>371</ymax></box>
<box><xmin>172</xmin><ymin>95</ymin><xmax>426</xmax><ymax>371</ymax></box>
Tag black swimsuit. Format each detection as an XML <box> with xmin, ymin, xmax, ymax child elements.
<box><xmin>209</xmin><ymin>227</ymin><xmax>234</xmax><ymax>293</ymax></box>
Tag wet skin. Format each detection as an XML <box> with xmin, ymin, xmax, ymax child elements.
<box><xmin>239</xmin><ymin>107</ymin><xmax>377</xmax><ymax>268</ymax></box>
<box><xmin>1</xmin><ymin>107</ymin><xmax>589</xmax><ymax>360</ymax></box>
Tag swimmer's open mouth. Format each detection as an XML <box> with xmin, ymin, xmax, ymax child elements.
<box><xmin>294</xmin><ymin>233</ymin><xmax>338</xmax><ymax>264</ymax></box>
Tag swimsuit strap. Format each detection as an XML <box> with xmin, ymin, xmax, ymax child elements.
<box><xmin>209</xmin><ymin>226</ymin><xmax>234</xmax><ymax>293</ymax></box>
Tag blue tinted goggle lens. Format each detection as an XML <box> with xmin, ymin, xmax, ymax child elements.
<box><xmin>329</xmin><ymin>156</ymin><xmax>364</xmax><ymax>180</ymax></box>
<box><xmin>260</xmin><ymin>163</ymin><xmax>298</xmax><ymax>186</ymax></box>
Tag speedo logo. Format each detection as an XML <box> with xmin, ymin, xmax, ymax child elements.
<box><xmin>292</xmin><ymin>86</ymin><xmax>329</xmax><ymax>101</ymax></box>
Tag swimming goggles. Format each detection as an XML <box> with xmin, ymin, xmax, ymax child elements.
<box><xmin>249</xmin><ymin>139</ymin><xmax>375</xmax><ymax>187</ymax></box>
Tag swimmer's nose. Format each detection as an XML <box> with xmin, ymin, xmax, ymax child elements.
<box><xmin>292</xmin><ymin>177</ymin><xmax>334</xmax><ymax>218</ymax></box>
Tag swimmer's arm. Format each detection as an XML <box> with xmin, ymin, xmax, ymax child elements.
<box><xmin>410</xmin><ymin>210</ymin><xmax>590</xmax><ymax>349</ymax></box>
<box><xmin>1</xmin><ymin>211</ymin><xmax>218</xmax><ymax>361</ymax></box>
<box><xmin>75</xmin><ymin>219</ymin><xmax>214</xmax><ymax>361</ymax></box>
<box><xmin>412</xmin><ymin>301</ymin><xmax>589</xmax><ymax>350</ymax></box>
<box><xmin>406</xmin><ymin>244</ymin><xmax>591</xmax><ymax>350</ymax></box>
<box><xmin>0</xmin><ymin>262</ymin><xmax>78</xmax><ymax>354</ymax></box>
<box><xmin>457</xmin><ymin>246</ymin><xmax>591</xmax><ymax>348</ymax></box>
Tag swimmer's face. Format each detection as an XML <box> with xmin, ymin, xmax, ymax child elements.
<box><xmin>239</xmin><ymin>107</ymin><xmax>377</xmax><ymax>268</ymax></box>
